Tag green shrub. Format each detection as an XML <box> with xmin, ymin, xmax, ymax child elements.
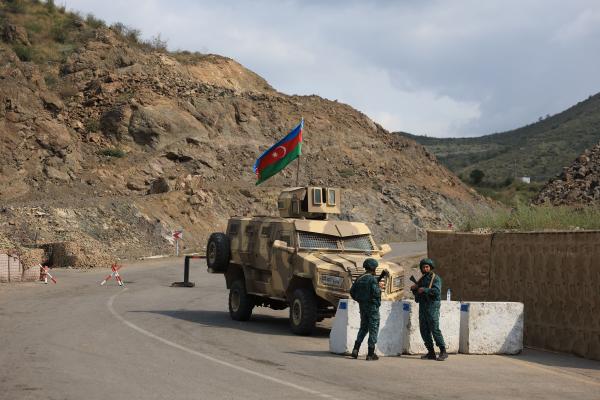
<box><xmin>13</xmin><ymin>44</ymin><xmax>33</xmax><ymax>61</ymax></box>
<box><xmin>145</xmin><ymin>33</ymin><xmax>167</xmax><ymax>52</ymax></box>
<box><xmin>85</xmin><ymin>13</ymin><xmax>105</xmax><ymax>29</ymax></box>
<box><xmin>84</xmin><ymin>119</ymin><xmax>100</xmax><ymax>132</ymax></box>
<box><xmin>25</xmin><ymin>20</ymin><xmax>43</xmax><ymax>34</ymax></box>
<box><xmin>6</xmin><ymin>0</ymin><xmax>27</xmax><ymax>14</ymax></box>
<box><xmin>338</xmin><ymin>168</ymin><xmax>355</xmax><ymax>178</ymax></box>
<box><xmin>46</xmin><ymin>0</ymin><xmax>56</xmax><ymax>13</ymax></box>
<box><xmin>99</xmin><ymin>148</ymin><xmax>126</xmax><ymax>158</ymax></box>
<box><xmin>44</xmin><ymin>73</ymin><xmax>58</xmax><ymax>87</ymax></box>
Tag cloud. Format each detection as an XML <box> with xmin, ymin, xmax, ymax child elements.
<box><xmin>67</xmin><ymin>0</ymin><xmax>600</xmax><ymax>138</ymax></box>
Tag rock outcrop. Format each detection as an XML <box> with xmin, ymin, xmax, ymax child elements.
<box><xmin>535</xmin><ymin>143</ymin><xmax>600</xmax><ymax>205</ymax></box>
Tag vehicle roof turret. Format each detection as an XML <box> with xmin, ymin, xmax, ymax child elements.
<box><xmin>277</xmin><ymin>187</ymin><xmax>341</xmax><ymax>220</ymax></box>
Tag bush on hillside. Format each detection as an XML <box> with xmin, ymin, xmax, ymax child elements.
<box><xmin>99</xmin><ymin>148</ymin><xmax>126</xmax><ymax>158</ymax></box>
<box><xmin>13</xmin><ymin>44</ymin><xmax>32</xmax><ymax>61</ymax></box>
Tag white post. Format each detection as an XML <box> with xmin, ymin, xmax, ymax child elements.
<box><xmin>175</xmin><ymin>239</ymin><xmax>179</xmax><ymax>257</ymax></box>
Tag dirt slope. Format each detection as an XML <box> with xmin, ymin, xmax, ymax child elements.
<box><xmin>0</xmin><ymin>8</ymin><xmax>488</xmax><ymax>264</ymax></box>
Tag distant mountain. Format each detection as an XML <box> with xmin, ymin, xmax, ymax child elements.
<box><xmin>399</xmin><ymin>93</ymin><xmax>600</xmax><ymax>183</ymax></box>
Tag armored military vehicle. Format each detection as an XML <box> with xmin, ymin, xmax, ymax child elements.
<box><xmin>206</xmin><ymin>186</ymin><xmax>405</xmax><ymax>335</ymax></box>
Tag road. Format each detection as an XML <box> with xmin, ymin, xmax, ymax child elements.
<box><xmin>1</xmin><ymin>246</ymin><xmax>599</xmax><ymax>400</ymax></box>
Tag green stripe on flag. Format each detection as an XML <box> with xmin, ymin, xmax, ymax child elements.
<box><xmin>256</xmin><ymin>143</ymin><xmax>302</xmax><ymax>185</ymax></box>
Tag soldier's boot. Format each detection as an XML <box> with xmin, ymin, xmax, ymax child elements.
<box><xmin>437</xmin><ymin>347</ymin><xmax>448</xmax><ymax>361</ymax></box>
<box><xmin>351</xmin><ymin>342</ymin><xmax>360</xmax><ymax>359</ymax></box>
<box><xmin>366</xmin><ymin>347</ymin><xmax>379</xmax><ymax>361</ymax></box>
<box><xmin>421</xmin><ymin>347</ymin><xmax>437</xmax><ymax>360</ymax></box>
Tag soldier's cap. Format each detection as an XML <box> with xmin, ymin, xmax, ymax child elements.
<box><xmin>363</xmin><ymin>258</ymin><xmax>378</xmax><ymax>271</ymax></box>
<box><xmin>419</xmin><ymin>258</ymin><xmax>435</xmax><ymax>270</ymax></box>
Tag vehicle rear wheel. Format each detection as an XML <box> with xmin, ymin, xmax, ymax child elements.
<box><xmin>289</xmin><ymin>288</ymin><xmax>318</xmax><ymax>335</ymax></box>
<box><xmin>207</xmin><ymin>233</ymin><xmax>230</xmax><ymax>272</ymax></box>
<box><xmin>229</xmin><ymin>280</ymin><xmax>254</xmax><ymax>321</ymax></box>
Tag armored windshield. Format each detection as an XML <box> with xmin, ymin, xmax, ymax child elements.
<box><xmin>297</xmin><ymin>232</ymin><xmax>375</xmax><ymax>252</ymax></box>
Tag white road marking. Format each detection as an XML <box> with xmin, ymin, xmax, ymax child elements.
<box><xmin>107</xmin><ymin>290</ymin><xmax>341</xmax><ymax>399</ymax></box>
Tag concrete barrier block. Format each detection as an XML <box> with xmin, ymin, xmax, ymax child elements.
<box><xmin>329</xmin><ymin>299</ymin><xmax>404</xmax><ymax>356</ymax></box>
<box><xmin>459</xmin><ymin>302</ymin><xmax>524</xmax><ymax>354</ymax></box>
<box><xmin>402</xmin><ymin>300</ymin><xmax>461</xmax><ymax>354</ymax></box>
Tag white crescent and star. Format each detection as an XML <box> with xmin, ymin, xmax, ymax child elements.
<box><xmin>272</xmin><ymin>145</ymin><xmax>287</xmax><ymax>159</ymax></box>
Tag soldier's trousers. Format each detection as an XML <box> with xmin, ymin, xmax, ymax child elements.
<box><xmin>419</xmin><ymin>301</ymin><xmax>446</xmax><ymax>349</ymax></box>
<box><xmin>355</xmin><ymin>308</ymin><xmax>380</xmax><ymax>348</ymax></box>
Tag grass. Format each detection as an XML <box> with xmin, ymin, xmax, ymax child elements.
<box><xmin>84</xmin><ymin>119</ymin><xmax>100</xmax><ymax>133</ymax></box>
<box><xmin>472</xmin><ymin>181</ymin><xmax>545</xmax><ymax>207</ymax></box>
<box><xmin>98</xmin><ymin>148</ymin><xmax>126</xmax><ymax>158</ymax></box>
<box><xmin>12</xmin><ymin>44</ymin><xmax>33</xmax><ymax>61</ymax></box>
<box><xmin>459</xmin><ymin>205</ymin><xmax>600</xmax><ymax>232</ymax></box>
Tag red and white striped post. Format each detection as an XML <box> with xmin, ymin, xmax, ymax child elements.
<box><xmin>100</xmin><ymin>264</ymin><xmax>124</xmax><ymax>286</ymax></box>
<box><xmin>40</xmin><ymin>264</ymin><xmax>57</xmax><ymax>284</ymax></box>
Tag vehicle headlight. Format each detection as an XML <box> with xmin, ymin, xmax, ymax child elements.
<box><xmin>393</xmin><ymin>276</ymin><xmax>403</xmax><ymax>291</ymax></box>
<box><xmin>320</xmin><ymin>274</ymin><xmax>343</xmax><ymax>288</ymax></box>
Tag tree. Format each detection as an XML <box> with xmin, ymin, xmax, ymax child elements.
<box><xmin>470</xmin><ymin>169</ymin><xmax>485</xmax><ymax>185</ymax></box>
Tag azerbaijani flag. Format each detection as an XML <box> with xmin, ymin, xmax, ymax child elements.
<box><xmin>253</xmin><ymin>119</ymin><xmax>303</xmax><ymax>185</ymax></box>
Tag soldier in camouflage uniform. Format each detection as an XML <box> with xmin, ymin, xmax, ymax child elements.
<box><xmin>411</xmin><ymin>258</ymin><xmax>448</xmax><ymax>361</ymax></box>
<box><xmin>350</xmin><ymin>258</ymin><xmax>385</xmax><ymax>361</ymax></box>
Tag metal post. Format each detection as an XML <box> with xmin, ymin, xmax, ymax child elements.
<box><xmin>171</xmin><ymin>256</ymin><xmax>196</xmax><ymax>287</ymax></box>
<box><xmin>175</xmin><ymin>239</ymin><xmax>179</xmax><ymax>257</ymax></box>
<box><xmin>183</xmin><ymin>256</ymin><xmax>190</xmax><ymax>284</ymax></box>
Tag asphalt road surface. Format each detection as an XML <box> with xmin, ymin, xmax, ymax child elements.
<box><xmin>1</xmin><ymin>246</ymin><xmax>599</xmax><ymax>400</ymax></box>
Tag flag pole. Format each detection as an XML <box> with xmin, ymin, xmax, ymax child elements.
<box><xmin>295</xmin><ymin>156</ymin><xmax>300</xmax><ymax>187</ymax></box>
<box><xmin>295</xmin><ymin>117</ymin><xmax>303</xmax><ymax>187</ymax></box>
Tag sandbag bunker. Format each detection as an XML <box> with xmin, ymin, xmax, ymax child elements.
<box><xmin>330</xmin><ymin>299</ymin><xmax>524</xmax><ymax>356</ymax></box>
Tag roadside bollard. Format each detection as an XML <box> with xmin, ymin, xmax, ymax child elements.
<box><xmin>171</xmin><ymin>255</ymin><xmax>205</xmax><ymax>287</ymax></box>
<box><xmin>40</xmin><ymin>265</ymin><xmax>57</xmax><ymax>284</ymax></box>
<box><xmin>101</xmin><ymin>264</ymin><xmax>125</xmax><ymax>286</ymax></box>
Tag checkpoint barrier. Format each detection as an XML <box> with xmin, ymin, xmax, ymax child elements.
<box><xmin>402</xmin><ymin>300</ymin><xmax>461</xmax><ymax>354</ymax></box>
<box><xmin>329</xmin><ymin>299</ymin><xmax>404</xmax><ymax>356</ymax></box>
<box><xmin>459</xmin><ymin>302</ymin><xmax>524</xmax><ymax>354</ymax></box>
<box><xmin>40</xmin><ymin>265</ymin><xmax>57</xmax><ymax>284</ymax></box>
<box><xmin>171</xmin><ymin>254</ymin><xmax>205</xmax><ymax>287</ymax></box>
<box><xmin>329</xmin><ymin>299</ymin><xmax>524</xmax><ymax>356</ymax></box>
<box><xmin>101</xmin><ymin>264</ymin><xmax>124</xmax><ymax>286</ymax></box>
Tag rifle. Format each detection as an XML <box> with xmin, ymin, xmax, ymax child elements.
<box><xmin>377</xmin><ymin>270</ymin><xmax>389</xmax><ymax>283</ymax></box>
<box><xmin>409</xmin><ymin>275</ymin><xmax>418</xmax><ymax>285</ymax></box>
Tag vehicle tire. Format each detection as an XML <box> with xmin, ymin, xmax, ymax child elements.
<box><xmin>229</xmin><ymin>280</ymin><xmax>254</xmax><ymax>321</ymax></box>
<box><xmin>289</xmin><ymin>288</ymin><xmax>318</xmax><ymax>335</ymax></box>
<box><xmin>207</xmin><ymin>232</ymin><xmax>230</xmax><ymax>272</ymax></box>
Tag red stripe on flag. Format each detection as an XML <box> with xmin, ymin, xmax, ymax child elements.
<box><xmin>255</xmin><ymin>129</ymin><xmax>302</xmax><ymax>174</ymax></box>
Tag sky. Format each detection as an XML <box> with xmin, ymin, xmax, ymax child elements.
<box><xmin>67</xmin><ymin>0</ymin><xmax>600</xmax><ymax>138</ymax></box>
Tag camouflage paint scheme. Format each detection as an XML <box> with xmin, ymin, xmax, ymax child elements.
<box><xmin>214</xmin><ymin>187</ymin><xmax>405</xmax><ymax>316</ymax></box>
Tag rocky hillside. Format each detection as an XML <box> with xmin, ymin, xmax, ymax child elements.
<box><xmin>0</xmin><ymin>2</ymin><xmax>488</xmax><ymax>265</ymax></box>
<box><xmin>534</xmin><ymin>142</ymin><xmax>600</xmax><ymax>205</ymax></box>
<box><xmin>401</xmin><ymin>93</ymin><xmax>600</xmax><ymax>183</ymax></box>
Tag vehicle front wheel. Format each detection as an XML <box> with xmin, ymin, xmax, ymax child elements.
<box><xmin>289</xmin><ymin>288</ymin><xmax>318</xmax><ymax>335</ymax></box>
<box><xmin>229</xmin><ymin>280</ymin><xmax>254</xmax><ymax>321</ymax></box>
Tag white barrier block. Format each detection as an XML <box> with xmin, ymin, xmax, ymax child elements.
<box><xmin>459</xmin><ymin>302</ymin><xmax>524</xmax><ymax>354</ymax></box>
<box><xmin>402</xmin><ymin>300</ymin><xmax>461</xmax><ymax>354</ymax></box>
<box><xmin>329</xmin><ymin>299</ymin><xmax>404</xmax><ymax>356</ymax></box>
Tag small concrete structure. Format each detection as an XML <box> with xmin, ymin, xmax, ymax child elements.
<box><xmin>459</xmin><ymin>302</ymin><xmax>524</xmax><ymax>354</ymax></box>
<box><xmin>329</xmin><ymin>299</ymin><xmax>404</xmax><ymax>356</ymax></box>
<box><xmin>402</xmin><ymin>300</ymin><xmax>461</xmax><ymax>354</ymax></box>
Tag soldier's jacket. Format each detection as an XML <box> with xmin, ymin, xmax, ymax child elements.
<box><xmin>411</xmin><ymin>272</ymin><xmax>442</xmax><ymax>304</ymax></box>
<box><xmin>350</xmin><ymin>273</ymin><xmax>381</xmax><ymax>311</ymax></box>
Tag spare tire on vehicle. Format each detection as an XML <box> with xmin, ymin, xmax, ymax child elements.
<box><xmin>207</xmin><ymin>232</ymin><xmax>230</xmax><ymax>272</ymax></box>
